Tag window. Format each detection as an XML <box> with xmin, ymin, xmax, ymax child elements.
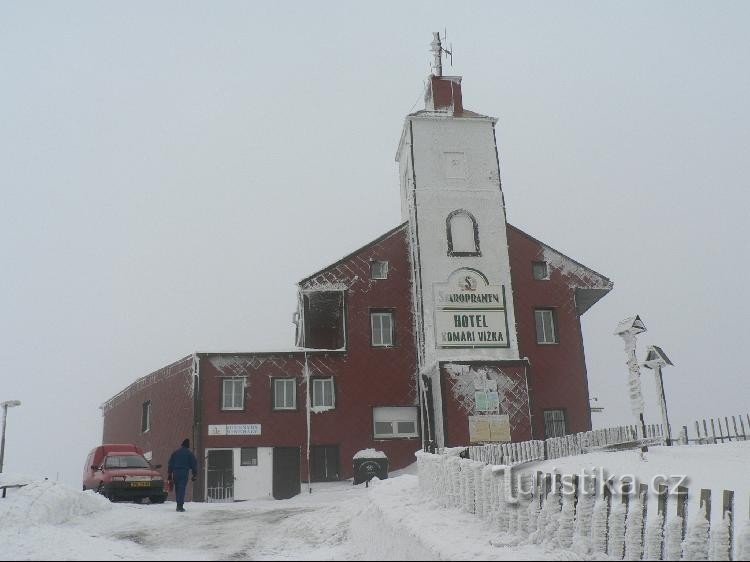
<box><xmin>312</xmin><ymin>378</ymin><xmax>335</xmax><ymax>410</ymax></box>
<box><xmin>105</xmin><ymin>455</ymin><xmax>150</xmax><ymax>469</ymax></box>
<box><xmin>446</xmin><ymin>209</ymin><xmax>480</xmax><ymax>256</ymax></box>
<box><xmin>240</xmin><ymin>447</ymin><xmax>258</xmax><ymax>466</ymax></box>
<box><xmin>535</xmin><ymin>309</ymin><xmax>558</xmax><ymax>344</ymax></box>
<box><xmin>222</xmin><ymin>378</ymin><xmax>245</xmax><ymax>410</ymax></box>
<box><xmin>544</xmin><ymin>409</ymin><xmax>567</xmax><ymax>439</ymax></box>
<box><xmin>273</xmin><ymin>378</ymin><xmax>297</xmax><ymax>410</ymax></box>
<box><xmin>371</xmin><ymin>311</ymin><xmax>394</xmax><ymax>347</ymax></box>
<box><xmin>141</xmin><ymin>401</ymin><xmax>151</xmax><ymax>433</ymax></box>
<box><xmin>532</xmin><ymin>261</ymin><xmax>549</xmax><ymax>280</ymax></box>
<box><xmin>370</xmin><ymin>260</ymin><xmax>389</xmax><ymax>280</ymax></box>
<box><xmin>373</xmin><ymin>407</ymin><xmax>419</xmax><ymax>439</ymax></box>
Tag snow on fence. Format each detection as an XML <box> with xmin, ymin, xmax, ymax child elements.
<box><xmin>415</xmin><ymin>451</ymin><xmax>750</xmax><ymax>561</ymax></box>
<box><xmin>680</xmin><ymin>414</ymin><xmax>749</xmax><ymax>445</ymax></box>
<box><xmin>466</xmin><ymin>424</ymin><xmax>663</xmax><ymax>466</ymax></box>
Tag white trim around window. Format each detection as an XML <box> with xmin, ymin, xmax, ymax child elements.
<box><xmin>311</xmin><ymin>378</ymin><xmax>335</xmax><ymax>411</ymax></box>
<box><xmin>534</xmin><ymin>308</ymin><xmax>557</xmax><ymax>344</ymax></box>
<box><xmin>371</xmin><ymin>311</ymin><xmax>394</xmax><ymax>347</ymax></box>
<box><xmin>373</xmin><ymin>406</ymin><xmax>419</xmax><ymax>439</ymax></box>
<box><xmin>222</xmin><ymin>378</ymin><xmax>245</xmax><ymax>410</ymax></box>
<box><xmin>273</xmin><ymin>378</ymin><xmax>297</xmax><ymax>410</ymax></box>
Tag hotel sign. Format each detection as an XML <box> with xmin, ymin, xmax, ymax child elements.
<box><xmin>435</xmin><ymin>270</ymin><xmax>509</xmax><ymax>348</ymax></box>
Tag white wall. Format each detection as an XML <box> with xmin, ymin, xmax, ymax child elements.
<box><xmin>205</xmin><ymin>447</ymin><xmax>273</xmax><ymax>501</ymax></box>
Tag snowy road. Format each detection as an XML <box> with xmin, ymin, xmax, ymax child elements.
<box><xmin>1</xmin><ymin>481</ymin><xmax>371</xmax><ymax>561</ymax></box>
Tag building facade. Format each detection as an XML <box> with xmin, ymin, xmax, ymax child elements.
<box><xmin>101</xmin><ymin>45</ymin><xmax>612</xmax><ymax>502</ymax></box>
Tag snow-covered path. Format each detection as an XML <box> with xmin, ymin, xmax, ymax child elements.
<box><xmin>1</xmin><ymin>482</ymin><xmax>370</xmax><ymax>561</ymax></box>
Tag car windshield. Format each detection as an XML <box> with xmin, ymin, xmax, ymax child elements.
<box><xmin>104</xmin><ymin>455</ymin><xmax>150</xmax><ymax>469</ymax></box>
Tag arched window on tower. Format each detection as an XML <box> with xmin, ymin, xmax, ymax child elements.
<box><xmin>446</xmin><ymin>210</ymin><xmax>480</xmax><ymax>257</ymax></box>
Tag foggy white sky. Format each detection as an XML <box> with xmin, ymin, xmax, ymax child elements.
<box><xmin>1</xmin><ymin>1</ymin><xmax>748</xmax><ymax>485</ymax></box>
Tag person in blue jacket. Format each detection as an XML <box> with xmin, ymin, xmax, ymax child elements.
<box><xmin>167</xmin><ymin>438</ymin><xmax>198</xmax><ymax>512</ymax></box>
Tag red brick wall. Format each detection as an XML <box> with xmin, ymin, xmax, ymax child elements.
<box><xmin>507</xmin><ymin>225</ymin><xmax>595</xmax><ymax>438</ymax></box>
<box><xmin>101</xmin><ymin>355</ymin><xmax>197</xmax><ymax>501</ymax></box>
<box><xmin>200</xmin><ymin>225</ymin><xmax>421</xmax><ymax>480</ymax></box>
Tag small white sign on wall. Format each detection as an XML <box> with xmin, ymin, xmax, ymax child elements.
<box><xmin>208</xmin><ymin>424</ymin><xmax>261</xmax><ymax>436</ymax></box>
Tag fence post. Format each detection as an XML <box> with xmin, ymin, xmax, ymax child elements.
<box><xmin>712</xmin><ymin>419</ymin><xmax>719</xmax><ymax>443</ymax></box>
<box><xmin>723</xmin><ymin>490</ymin><xmax>734</xmax><ymax>561</ymax></box>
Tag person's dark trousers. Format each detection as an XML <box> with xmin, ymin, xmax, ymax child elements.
<box><xmin>174</xmin><ymin>469</ymin><xmax>189</xmax><ymax>511</ymax></box>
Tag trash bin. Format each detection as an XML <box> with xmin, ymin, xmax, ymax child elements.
<box><xmin>352</xmin><ymin>450</ymin><xmax>388</xmax><ymax>485</ymax></box>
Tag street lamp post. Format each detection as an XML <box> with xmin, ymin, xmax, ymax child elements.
<box><xmin>0</xmin><ymin>400</ymin><xmax>22</xmax><ymax>473</ymax></box>
<box><xmin>643</xmin><ymin>346</ymin><xmax>675</xmax><ymax>446</ymax></box>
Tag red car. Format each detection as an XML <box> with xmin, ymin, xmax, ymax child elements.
<box><xmin>82</xmin><ymin>444</ymin><xmax>167</xmax><ymax>503</ymax></box>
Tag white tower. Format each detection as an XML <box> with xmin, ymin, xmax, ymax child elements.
<box><xmin>396</xmin><ymin>34</ymin><xmax>520</xmax><ymax>447</ymax></box>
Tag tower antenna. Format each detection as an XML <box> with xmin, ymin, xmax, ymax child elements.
<box><xmin>430</xmin><ymin>31</ymin><xmax>454</xmax><ymax>77</ymax></box>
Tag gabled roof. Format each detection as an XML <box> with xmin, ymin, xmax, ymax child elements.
<box><xmin>297</xmin><ymin>223</ymin><xmax>408</xmax><ymax>287</ymax></box>
<box><xmin>508</xmin><ymin>224</ymin><xmax>613</xmax><ymax>315</ymax></box>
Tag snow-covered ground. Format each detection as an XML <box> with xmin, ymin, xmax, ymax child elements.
<box><xmin>515</xmin><ymin>441</ymin><xmax>750</xmax><ymax>524</ymax></box>
<box><xmin>1</xmin><ymin>442</ymin><xmax>748</xmax><ymax>561</ymax></box>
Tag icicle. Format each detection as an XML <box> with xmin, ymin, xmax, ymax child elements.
<box><xmin>738</xmin><ymin>520</ymin><xmax>750</xmax><ymax>561</ymax></box>
<box><xmin>624</xmin><ymin>494</ymin><xmax>644</xmax><ymax>561</ymax></box>
<box><xmin>608</xmin><ymin>499</ymin><xmax>627</xmax><ymax>560</ymax></box>
<box><xmin>644</xmin><ymin>512</ymin><xmax>664</xmax><ymax>561</ymax></box>
<box><xmin>709</xmin><ymin>514</ymin><xmax>731</xmax><ymax>561</ymax></box>
<box><xmin>539</xmin><ymin>487</ymin><xmax>562</xmax><ymax>546</ymax></box>
<box><xmin>573</xmin><ymin>480</ymin><xmax>595</xmax><ymax>554</ymax></box>
<box><xmin>557</xmin><ymin>490</ymin><xmax>576</xmax><ymax>549</ymax></box>
<box><xmin>664</xmin><ymin>516</ymin><xmax>683</xmax><ymax>561</ymax></box>
<box><xmin>682</xmin><ymin>512</ymin><xmax>710</xmax><ymax>561</ymax></box>
<box><xmin>590</xmin><ymin>497</ymin><xmax>609</xmax><ymax>554</ymax></box>
<box><xmin>481</xmin><ymin>465</ymin><xmax>494</xmax><ymax>521</ymax></box>
<box><xmin>527</xmin><ymin>493</ymin><xmax>541</xmax><ymax>536</ymax></box>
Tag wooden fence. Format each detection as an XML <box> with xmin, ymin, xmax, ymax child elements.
<box><xmin>679</xmin><ymin>414</ymin><xmax>749</xmax><ymax>445</ymax></box>
<box><xmin>465</xmin><ymin>424</ymin><xmax>664</xmax><ymax>466</ymax></box>
<box><xmin>416</xmin><ymin>451</ymin><xmax>750</xmax><ymax>560</ymax></box>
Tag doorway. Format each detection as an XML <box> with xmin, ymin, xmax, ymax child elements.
<box><xmin>206</xmin><ymin>449</ymin><xmax>234</xmax><ymax>502</ymax></box>
<box><xmin>310</xmin><ymin>445</ymin><xmax>340</xmax><ymax>482</ymax></box>
<box><xmin>272</xmin><ymin>447</ymin><xmax>300</xmax><ymax>500</ymax></box>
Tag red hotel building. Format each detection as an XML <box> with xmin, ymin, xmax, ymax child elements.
<box><xmin>101</xmin><ymin>51</ymin><xmax>612</xmax><ymax>502</ymax></box>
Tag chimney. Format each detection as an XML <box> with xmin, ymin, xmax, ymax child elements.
<box><xmin>425</xmin><ymin>75</ymin><xmax>464</xmax><ymax>115</ymax></box>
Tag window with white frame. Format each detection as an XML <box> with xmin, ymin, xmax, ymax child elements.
<box><xmin>311</xmin><ymin>378</ymin><xmax>335</xmax><ymax>410</ymax></box>
<box><xmin>370</xmin><ymin>260</ymin><xmax>389</xmax><ymax>280</ymax></box>
<box><xmin>371</xmin><ymin>311</ymin><xmax>394</xmax><ymax>347</ymax></box>
<box><xmin>535</xmin><ymin>309</ymin><xmax>558</xmax><ymax>344</ymax></box>
<box><xmin>141</xmin><ymin>401</ymin><xmax>151</xmax><ymax>433</ymax></box>
<box><xmin>222</xmin><ymin>378</ymin><xmax>245</xmax><ymax>410</ymax></box>
<box><xmin>373</xmin><ymin>406</ymin><xmax>419</xmax><ymax>439</ymax></box>
<box><xmin>273</xmin><ymin>378</ymin><xmax>296</xmax><ymax>410</ymax></box>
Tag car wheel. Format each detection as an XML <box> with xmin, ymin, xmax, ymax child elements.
<box><xmin>150</xmin><ymin>495</ymin><xmax>166</xmax><ymax>504</ymax></box>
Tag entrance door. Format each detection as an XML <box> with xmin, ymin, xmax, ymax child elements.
<box><xmin>311</xmin><ymin>445</ymin><xmax>340</xmax><ymax>482</ymax></box>
<box><xmin>272</xmin><ymin>447</ymin><xmax>301</xmax><ymax>500</ymax></box>
<box><xmin>206</xmin><ymin>450</ymin><xmax>234</xmax><ymax>502</ymax></box>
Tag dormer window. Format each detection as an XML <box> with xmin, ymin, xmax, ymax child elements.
<box><xmin>447</xmin><ymin>210</ymin><xmax>480</xmax><ymax>256</ymax></box>
<box><xmin>370</xmin><ymin>260</ymin><xmax>389</xmax><ymax>280</ymax></box>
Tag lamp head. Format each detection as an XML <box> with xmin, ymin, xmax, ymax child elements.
<box><xmin>1</xmin><ymin>400</ymin><xmax>21</xmax><ymax>408</ymax></box>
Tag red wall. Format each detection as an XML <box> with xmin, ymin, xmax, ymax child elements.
<box><xmin>101</xmin><ymin>355</ymin><xmax>197</xmax><ymax>501</ymax></box>
<box><xmin>507</xmin><ymin>225</ymin><xmax>595</xmax><ymax>438</ymax></box>
<box><xmin>200</xmin><ymin>225</ymin><xmax>421</xmax><ymax>480</ymax></box>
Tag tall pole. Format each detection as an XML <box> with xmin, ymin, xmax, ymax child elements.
<box><xmin>0</xmin><ymin>404</ymin><xmax>8</xmax><ymax>473</ymax></box>
<box><xmin>643</xmin><ymin>346</ymin><xmax>675</xmax><ymax>447</ymax></box>
<box><xmin>654</xmin><ymin>365</ymin><xmax>673</xmax><ymax>446</ymax></box>
<box><xmin>304</xmin><ymin>352</ymin><xmax>312</xmax><ymax>494</ymax></box>
<box><xmin>0</xmin><ymin>401</ymin><xmax>21</xmax><ymax>473</ymax></box>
